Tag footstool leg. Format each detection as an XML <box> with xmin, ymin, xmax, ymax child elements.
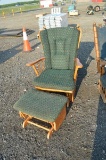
<box><xmin>22</xmin><ymin>116</ymin><xmax>32</xmax><ymax>128</ymax></box>
<box><xmin>19</xmin><ymin>112</ymin><xmax>27</xmax><ymax>119</ymax></box>
<box><xmin>47</xmin><ymin>123</ymin><xmax>54</xmax><ymax>139</ymax></box>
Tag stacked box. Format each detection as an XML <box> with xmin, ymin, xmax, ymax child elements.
<box><xmin>38</xmin><ymin>13</ymin><xmax>68</xmax><ymax>30</ymax></box>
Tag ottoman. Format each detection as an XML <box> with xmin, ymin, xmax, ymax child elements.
<box><xmin>13</xmin><ymin>88</ymin><xmax>68</xmax><ymax>139</ymax></box>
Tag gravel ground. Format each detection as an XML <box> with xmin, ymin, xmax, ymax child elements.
<box><xmin>1</xmin><ymin>3</ymin><xmax>106</xmax><ymax>160</ymax></box>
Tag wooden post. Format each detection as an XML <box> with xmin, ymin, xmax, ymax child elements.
<box><xmin>12</xmin><ymin>9</ymin><xmax>14</xmax><ymax>16</ymax></box>
<box><xmin>20</xmin><ymin>8</ymin><xmax>22</xmax><ymax>14</ymax></box>
<box><xmin>2</xmin><ymin>11</ymin><xmax>5</xmax><ymax>18</ymax></box>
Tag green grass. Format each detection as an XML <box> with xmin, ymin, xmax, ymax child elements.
<box><xmin>0</xmin><ymin>3</ymin><xmax>40</xmax><ymax>16</ymax></box>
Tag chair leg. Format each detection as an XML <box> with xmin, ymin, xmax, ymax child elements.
<box><xmin>66</xmin><ymin>91</ymin><xmax>75</xmax><ymax>103</ymax></box>
<box><xmin>71</xmin><ymin>91</ymin><xmax>75</xmax><ymax>102</ymax></box>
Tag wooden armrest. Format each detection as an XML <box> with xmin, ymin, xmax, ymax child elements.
<box><xmin>26</xmin><ymin>57</ymin><xmax>45</xmax><ymax>76</ymax></box>
<box><xmin>74</xmin><ymin>58</ymin><xmax>83</xmax><ymax>81</ymax></box>
<box><xmin>26</xmin><ymin>57</ymin><xmax>45</xmax><ymax>66</ymax></box>
<box><xmin>76</xmin><ymin>58</ymin><xmax>83</xmax><ymax>68</ymax></box>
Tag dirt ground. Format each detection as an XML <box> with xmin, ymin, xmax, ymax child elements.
<box><xmin>1</xmin><ymin>3</ymin><xmax>106</xmax><ymax>160</ymax></box>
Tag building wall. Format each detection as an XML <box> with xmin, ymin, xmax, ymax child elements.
<box><xmin>77</xmin><ymin>0</ymin><xmax>91</xmax><ymax>2</ymax></box>
<box><xmin>40</xmin><ymin>0</ymin><xmax>53</xmax><ymax>8</ymax></box>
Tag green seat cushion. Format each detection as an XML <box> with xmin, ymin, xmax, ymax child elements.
<box><xmin>97</xmin><ymin>26</ymin><xmax>106</xmax><ymax>60</ymax></box>
<box><xmin>13</xmin><ymin>88</ymin><xmax>67</xmax><ymax>122</ymax></box>
<box><xmin>100</xmin><ymin>74</ymin><xmax>106</xmax><ymax>88</ymax></box>
<box><xmin>40</xmin><ymin>27</ymin><xmax>79</xmax><ymax>69</ymax></box>
<box><xmin>33</xmin><ymin>69</ymin><xmax>75</xmax><ymax>91</ymax></box>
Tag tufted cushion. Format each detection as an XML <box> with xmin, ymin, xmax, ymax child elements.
<box><xmin>33</xmin><ymin>69</ymin><xmax>75</xmax><ymax>91</ymax></box>
<box><xmin>40</xmin><ymin>27</ymin><xmax>79</xmax><ymax>69</ymax></box>
<box><xmin>97</xmin><ymin>26</ymin><xmax>106</xmax><ymax>60</ymax></box>
<box><xmin>40</xmin><ymin>29</ymin><xmax>52</xmax><ymax>69</ymax></box>
<box><xmin>56</xmin><ymin>39</ymin><xmax>65</xmax><ymax>54</ymax></box>
<box><xmin>13</xmin><ymin>88</ymin><xmax>67</xmax><ymax>122</ymax></box>
<box><xmin>51</xmin><ymin>55</ymin><xmax>69</xmax><ymax>69</ymax></box>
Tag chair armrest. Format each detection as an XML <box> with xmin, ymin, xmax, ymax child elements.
<box><xmin>26</xmin><ymin>57</ymin><xmax>45</xmax><ymax>66</ymax></box>
<box><xmin>26</xmin><ymin>57</ymin><xmax>45</xmax><ymax>76</ymax></box>
<box><xmin>77</xmin><ymin>26</ymin><xmax>82</xmax><ymax>49</ymax></box>
<box><xmin>75</xmin><ymin>58</ymin><xmax>83</xmax><ymax>68</ymax></box>
<box><xmin>74</xmin><ymin>58</ymin><xmax>83</xmax><ymax>80</ymax></box>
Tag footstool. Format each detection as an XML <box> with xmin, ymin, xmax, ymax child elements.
<box><xmin>13</xmin><ymin>88</ymin><xmax>68</xmax><ymax>139</ymax></box>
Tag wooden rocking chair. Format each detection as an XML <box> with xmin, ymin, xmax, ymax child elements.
<box><xmin>26</xmin><ymin>26</ymin><xmax>83</xmax><ymax>102</ymax></box>
<box><xmin>93</xmin><ymin>23</ymin><xmax>106</xmax><ymax>103</ymax></box>
<box><xmin>93</xmin><ymin>23</ymin><xmax>106</xmax><ymax>75</ymax></box>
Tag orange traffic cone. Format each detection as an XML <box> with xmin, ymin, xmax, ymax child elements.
<box><xmin>23</xmin><ymin>27</ymin><xmax>32</xmax><ymax>52</ymax></box>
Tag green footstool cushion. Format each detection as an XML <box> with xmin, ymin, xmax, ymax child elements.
<box><xmin>13</xmin><ymin>88</ymin><xmax>68</xmax><ymax>122</ymax></box>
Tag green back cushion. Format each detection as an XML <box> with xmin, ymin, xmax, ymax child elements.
<box><xmin>40</xmin><ymin>27</ymin><xmax>79</xmax><ymax>69</ymax></box>
<box><xmin>97</xmin><ymin>26</ymin><xmax>106</xmax><ymax>60</ymax></box>
<box><xmin>40</xmin><ymin>29</ymin><xmax>52</xmax><ymax>69</ymax></box>
<box><xmin>100</xmin><ymin>74</ymin><xmax>106</xmax><ymax>88</ymax></box>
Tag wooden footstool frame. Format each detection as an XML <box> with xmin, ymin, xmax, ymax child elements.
<box><xmin>13</xmin><ymin>89</ymin><xmax>67</xmax><ymax>139</ymax></box>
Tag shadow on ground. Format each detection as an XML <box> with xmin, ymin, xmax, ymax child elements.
<box><xmin>0</xmin><ymin>28</ymin><xmax>35</xmax><ymax>37</ymax></box>
<box><xmin>68</xmin><ymin>41</ymin><xmax>94</xmax><ymax>108</ymax></box>
<box><xmin>0</xmin><ymin>38</ymin><xmax>40</xmax><ymax>64</ymax></box>
<box><xmin>91</xmin><ymin>97</ymin><xmax>106</xmax><ymax>160</ymax></box>
<box><xmin>76</xmin><ymin>41</ymin><xmax>94</xmax><ymax>95</ymax></box>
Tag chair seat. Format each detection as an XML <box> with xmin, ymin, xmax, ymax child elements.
<box><xmin>13</xmin><ymin>88</ymin><xmax>67</xmax><ymax>122</ymax></box>
<box><xmin>33</xmin><ymin>69</ymin><xmax>75</xmax><ymax>91</ymax></box>
<box><xmin>100</xmin><ymin>74</ymin><xmax>106</xmax><ymax>88</ymax></box>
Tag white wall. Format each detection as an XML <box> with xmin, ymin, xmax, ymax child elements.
<box><xmin>40</xmin><ymin>0</ymin><xmax>52</xmax><ymax>7</ymax></box>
